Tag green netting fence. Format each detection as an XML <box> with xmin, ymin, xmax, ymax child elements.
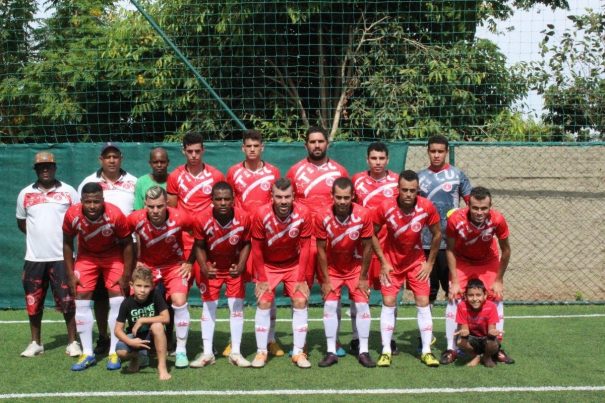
<box><xmin>1</xmin><ymin>1</ymin><xmax>604</xmax><ymax>143</ymax></box>
<box><xmin>1</xmin><ymin>142</ymin><xmax>603</xmax><ymax>308</ymax></box>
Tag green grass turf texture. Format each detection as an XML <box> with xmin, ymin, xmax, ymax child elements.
<box><xmin>1</xmin><ymin>305</ymin><xmax>603</xmax><ymax>402</ymax></box>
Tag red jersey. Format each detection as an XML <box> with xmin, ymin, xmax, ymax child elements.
<box><xmin>193</xmin><ymin>208</ymin><xmax>251</xmax><ymax>276</ymax></box>
<box><xmin>226</xmin><ymin>161</ymin><xmax>280</xmax><ymax>213</ymax></box>
<box><xmin>63</xmin><ymin>202</ymin><xmax>131</xmax><ymax>259</ymax></box>
<box><xmin>373</xmin><ymin>196</ymin><xmax>440</xmax><ymax>270</ymax></box>
<box><xmin>352</xmin><ymin>170</ymin><xmax>398</xmax><ymax>211</ymax></box>
<box><xmin>128</xmin><ymin>207</ymin><xmax>193</xmax><ymax>268</ymax></box>
<box><xmin>286</xmin><ymin>159</ymin><xmax>348</xmax><ymax>216</ymax></box>
<box><xmin>315</xmin><ymin>204</ymin><xmax>374</xmax><ymax>278</ymax></box>
<box><xmin>251</xmin><ymin>202</ymin><xmax>312</xmax><ymax>270</ymax></box>
<box><xmin>166</xmin><ymin>164</ymin><xmax>225</xmax><ymax>216</ymax></box>
<box><xmin>456</xmin><ymin>299</ymin><xmax>499</xmax><ymax>337</ymax></box>
<box><xmin>446</xmin><ymin>208</ymin><xmax>509</xmax><ymax>263</ymax></box>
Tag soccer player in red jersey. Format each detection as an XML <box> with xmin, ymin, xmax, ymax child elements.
<box><xmin>316</xmin><ymin>177</ymin><xmax>376</xmax><ymax>368</ymax></box>
<box><xmin>351</xmin><ymin>142</ymin><xmax>399</xmax><ymax>355</ymax></box>
<box><xmin>62</xmin><ymin>182</ymin><xmax>134</xmax><ymax>371</ymax></box>
<box><xmin>190</xmin><ymin>182</ymin><xmax>252</xmax><ymax>368</ymax></box>
<box><xmin>226</xmin><ymin>130</ymin><xmax>283</xmax><ymax>357</ymax></box>
<box><xmin>127</xmin><ymin>186</ymin><xmax>194</xmax><ymax>369</ymax></box>
<box><xmin>250</xmin><ymin>178</ymin><xmax>312</xmax><ymax>369</ymax></box>
<box><xmin>445</xmin><ymin>186</ymin><xmax>514</xmax><ymax>364</ymax></box>
<box><xmin>455</xmin><ymin>279</ymin><xmax>500</xmax><ymax>368</ymax></box>
<box><xmin>372</xmin><ymin>170</ymin><xmax>442</xmax><ymax>368</ymax></box>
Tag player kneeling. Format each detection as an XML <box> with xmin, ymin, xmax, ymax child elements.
<box><xmin>114</xmin><ymin>267</ymin><xmax>171</xmax><ymax>380</ymax></box>
<box><xmin>455</xmin><ymin>279</ymin><xmax>500</xmax><ymax>368</ymax></box>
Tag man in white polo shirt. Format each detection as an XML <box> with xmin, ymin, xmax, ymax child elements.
<box><xmin>78</xmin><ymin>143</ymin><xmax>137</xmax><ymax>356</ymax></box>
<box><xmin>16</xmin><ymin>152</ymin><xmax>81</xmax><ymax>357</ymax></box>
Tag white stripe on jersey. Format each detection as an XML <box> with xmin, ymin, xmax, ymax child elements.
<box><xmin>393</xmin><ymin>213</ymin><xmax>428</xmax><ymax>238</ymax></box>
<box><xmin>146</xmin><ymin>227</ymin><xmax>181</xmax><ymax>247</ymax></box>
<box><xmin>330</xmin><ymin>224</ymin><xmax>364</xmax><ymax>247</ymax></box>
<box><xmin>209</xmin><ymin>226</ymin><xmax>244</xmax><ymax>250</ymax></box>
<box><xmin>83</xmin><ymin>223</ymin><xmax>113</xmax><ymax>241</ymax></box>
<box><xmin>427</xmin><ymin>180</ymin><xmax>459</xmax><ymax>200</ymax></box>
<box><xmin>183</xmin><ymin>177</ymin><xmax>214</xmax><ymax>203</ymax></box>
<box><xmin>267</xmin><ymin>219</ymin><xmax>303</xmax><ymax>246</ymax></box>
<box><xmin>241</xmin><ymin>175</ymin><xmax>275</xmax><ymax>202</ymax></box>
<box><xmin>303</xmin><ymin>172</ymin><xmax>342</xmax><ymax>198</ymax></box>
<box><xmin>362</xmin><ymin>182</ymin><xmax>398</xmax><ymax>207</ymax></box>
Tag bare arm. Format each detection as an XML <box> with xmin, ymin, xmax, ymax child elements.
<box><xmin>417</xmin><ymin>222</ymin><xmax>442</xmax><ymax>281</ymax></box>
<box><xmin>17</xmin><ymin>219</ymin><xmax>26</xmax><ymax>234</ymax></box>
<box><xmin>118</xmin><ymin>236</ymin><xmax>135</xmax><ymax>295</ymax></box>
<box><xmin>357</xmin><ymin>238</ymin><xmax>373</xmax><ymax>297</ymax></box>
<box><xmin>316</xmin><ymin>238</ymin><xmax>332</xmax><ymax>298</ymax></box>
<box><xmin>491</xmin><ymin>237</ymin><xmax>511</xmax><ymax>299</ymax></box>
<box><xmin>63</xmin><ymin>233</ymin><xmax>80</xmax><ymax>296</ymax></box>
<box><xmin>445</xmin><ymin>236</ymin><xmax>460</xmax><ymax>301</ymax></box>
<box><xmin>167</xmin><ymin>194</ymin><xmax>178</xmax><ymax>208</ymax></box>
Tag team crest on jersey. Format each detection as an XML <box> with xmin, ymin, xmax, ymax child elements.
<box><xmin>101</xmin><ymin>227</ymin><xmax>114</xmax><ymax>237</ymax></box>
<box><xmin>26</xmin><ymin>295</ymin><xmax>36</xmax><ymax>306</ymax></box>
<box><xmin>443</xmin><ymin>182</ymin><xmax>453</xmax><ymax>192</ymax></box>
<box><xmin>349</xmin><ymin>231</ymin><xmax>359</xmax><ymax>240</ymax></box>
<box><xmin>261</xmin><ymin>181</ymin><xmax>271</xmax><ymax>191</ymax></box>
<box><xmin>198</xmin><ymin>283</ymin><xmax>207</xmax><ymax>294</ymax></box>
<box><xmin>481</xmin><ymin>232</ymin><xmax>493</xmax><ymax>241</ymax></box>
<box><xmin>203</xmin><ymin>185</ymin><xmax>212</xmax><ymax>194</ymax></box>
<box><xmin>383</xmin><ymin>188</ymin><xmax>394</xmax><ymax>197</ymax></box>
<box><xmin>325</xmin><ymin>177</ymin><xmax>334</xmax><ymax>186</ymax></box>
<box><xmin>165</xmin><ymin>235</ymin><xmax>176</xmax><ymax>244</ymax></box>
<box><xmin>289</xmin><ymin>227</ymin><xmax>300</xmax><ymax>238</ymax></box>
<box><xmin>229</xmin><ymin>235</ymin><xmax>240</xmax><ymax>245</ymax></box>
<box><xmin>411</xmin><ymin>222</ymin><xmax>422</xmax><ymax>232</ymax></box>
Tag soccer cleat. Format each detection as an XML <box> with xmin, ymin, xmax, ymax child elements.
<box><xmin>420</xmin><ymin>352</ymin><xmax>440</xmax><ymax>367</ymax></box>
<box><xmin>65</xmin><ymin>341</ymin><xmax>82</xmax><ymax>357</ymax></box>
<box><xmin>416</xmin><ymin>335</ymin><xmax>437</xmax><ymax>354</ymax></box>
<box><xmin>251</xmin><ymin>352</ymin><xmax>268</xmax><ymax>368</ymax></box>
<box><xmin>189</xmin><ymin>353</ymin><xmax>214</xmax><ymax>368</ymax></box>
<box><xmin>21</xmin><ymin>341</ymin><xmax>44</xmax><ymax>357</ymax></box>
<box><xmin>222</xmin><ymin>342</ymin><xmax>232</xmax><ymax>357</ymax></box>
<box><xmin>377</xmin><ymin>353</ymin><xmax>392</xmax><ymax>367</ymax></box>
<box><xmin>288</xmin><ymin>344</ymin><xmax>308</xmax><ymax>357</ymax></box>
<box><xmin>335</xmin><ymin>343</ymin><xmax>347</xmax><ymax>357</ymax></box>
<box><xmin>291</xmin><ymin>353</ymin><xmax>312</xmax><ymax>369</ymax></box>
<box><xmin>439</xmin><ymin>349</ymin><xmax>458</xmax><ymax>365</ymax></box>
<box><xmin>358</xmin><ymin>352</ymin><xmax>377</xmax><ymax>368</ymax></box>
<box><xmin>228</xmin><ymin>353</ymin><xmax>251</xmax><ymax>368</ymax></box>
<box><xmin>106</xmin><ymin>353</ymin><xmax>121</xmax><ymax>370</ymax></box>
<box><xmin>318</xmin><ymin>352</ymin><xmax>339</xmax><ymax>368</ymax></box>
<box><xmin>71</xmin><ymin>354</ymin><xmax>96</xmax><ymax>371</ymax></box>
<box><xmin>268</xmin><ymin>341</ymin><xmax>285</xmax><ymax>357</ymax></box>
<box><xmin>494</xmin><ymin>348</ymin><xmax>515</xmax><ymax>364</ymax></box>
<box><xmin>390</xmin><ymin>340</ymin><xmax>400</xmax><ymax>356</ymax></box>
<box><xmin>94</xmin><ymin>336</ymin><xmax>110</xmax><ymax>355</ymax></box>
<box><xmin>138</xmin><ymin>351</ymin><xmax>150</xmax><ymax>368</ymax></box>
<box><xmin>349</xmin><ymin>338</ymin><xmax>360</xmax><ymax>356</ymax></box>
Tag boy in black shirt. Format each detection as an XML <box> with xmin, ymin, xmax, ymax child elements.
<box><xmin>115</xmin><ymin>267</ymin><xmax>171</xmax><ymax>380</ymax></box>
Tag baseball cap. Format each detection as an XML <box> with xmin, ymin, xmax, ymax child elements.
<box><xmin>100</xmin><ymin>142</ymin><xmax>121</xmax><ymax>155</ymax></box>
<box><xmin>34</xmin><ymin>151</ymin><xmax>56</xmax><ymax>165</ymax></box>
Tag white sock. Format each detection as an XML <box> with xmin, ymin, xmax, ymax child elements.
<box><xmin>108</xmin><ymin>296</ymin><xmax>124</xmax><ymax>354</ymax></box>
<box><xmin>355</xmin><ymin>302</ymin><xmax>371</xmax><ymax>354</ymax></box>
<box><xmin>417</xmin><ymin>305</ymin><xmax>433</xmax><ymax>354</ymax></box>
<box><xmin>201</xmin><ymin>301</ymin><xmax>217</xmax><ymax>355</ymax></box>
<box><xmin>496</xmin><ymin>300</ymin><xmax>504</xmax><ymax>342</ymax></box>
<box><xmin>323</xmin><ymin>300</ymin><xmax>338</xmax><ymax>353</ymax></box>
<box><xmin>228</xmin><ymin>298</ymin><xmax>244</xmax><ymax>355</ymax></box>
<box><xmin>268</xmin><ymin>300</ymin><xmax>277</xmax><ymax>342</ymax></box>
<box><xmin>255</xmin><ymin>308</ymin><xmax>270</xmax><ymax>353</ymax></box>
<box><xmin>445</xmin><ymin>300</ymin><xmax>458</xmax><ymax>351</ymax></box>
<box><xmin>75</xmin><ymin>300</ymin><xmax>94</xmax><ymax>355</ymax></box>
<box><xmin>173</xmin><ymin>303</ymin><xmax>190</xmax><ymax>354</ymax></box>
<box><xmin>350</xmin><ymin>302</ymin><xmax>359</xmax><ymax>340</ymax></box>
<box><xmin>336</xmin><ymin>300</ymin><xmax>342</xmax><ymax>340</ymax></box>
<box><xmin>292</xmin><ymin>308</ymin><xmax>308</xmax><ymax>355</ymax></box>
<box><xmin>380</xmin><ymin>305</ymin><xmax>396</xmax><ymax>354</ymax></box>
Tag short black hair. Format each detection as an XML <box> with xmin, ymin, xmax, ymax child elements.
<box><xmin>305</xmin><ymin>126</ymin><xmax>328</xmax><ymax>143</ymax></box>
<box><xmin>243</xmin><ymin>130</ymin><xmax>263</xmax><ymax>143</ymax></box>
<box><xmin>332</xmin><ymin>177</ymin><xmax>353</xmax><ymax>194</ymax></box>
<box><xmin>183</xmin><ymin>132</ymin><xmax>204</xmax><ymax>148</ymax></box>
<box><xmin>465</xmin><ymin>278</ymin><xmax>487</xmax><ymax>294</ymax></box>
<box><xmin>81</xmin><ymin>182</ymin><xmax>103</xmax><ymax>196</ymax></box>
<box><xmin>470</xmin><ymin>186</ymin><xmax>492</xmax><ymax>201</ymax></box>
<box><xmin>212</xmin><ymin>181</ymin><xmax>233</xmax><ymax>197</ymax></box>
<box><xmin>398</xmin><ymin>169</ymin><xmax>419</xmax><ymax>183</ymax></box>
<box><xmin>273</xmin><ymin>177</ymin><xmax>292</xmax><ymax>191</ymax></box>
<box><xmin>427</xmin><ymin>135</ymin><xmax>449</xmax><ymax>150</ymax></box>
<box><xmin>367</xmin><ymin>142</ymin><xmax>389</xmax><ymax>157</ymax></box>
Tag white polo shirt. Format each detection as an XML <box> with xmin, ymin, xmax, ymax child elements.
<box><xmin>78</xmin><ymin>169</ymin><xmax>137</xmax><ymax>215</ymax></box>
<box><xmin>16</xmin><ymin>181</ymin><xmax>79</xmax><ymax>262</ymax></box>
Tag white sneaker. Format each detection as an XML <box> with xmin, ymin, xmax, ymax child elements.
<box><xmin>65</xmin><ymin>341</ymin><xmax>82</xmax><ymax>357</ymax></box>
<box><xmin>21</xmin><ymin>341</ymin><xmax>44</xmax><ymax>357</ymax></box>
<box><xmin>189</xmin><ymin>353</ymin><xmax>216</xmax><ymax>368</ymax></box>
<box><xmin>229</xmin><ymin>353</ymin><xmax>251</xmax><ymax>368</ymax></box>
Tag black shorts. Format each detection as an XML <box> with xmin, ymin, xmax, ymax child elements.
<box><xmin>424</xmin><ymin>249</ymin><xmax>449</xmax><ymax>302</ymax></box>
<box><xmin>22</xmin><ymin>260</ymin><xmax>75</xmax><ymax>316</ymax></box>
<box><xmin>468</xmin><ymin>335</ymin><xmax>499</xmax><ymax>354</ymax></box>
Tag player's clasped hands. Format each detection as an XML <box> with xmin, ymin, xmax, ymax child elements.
<box><xmin>228</xmin><ymin>263</ymin><xmax>243</xmax><ymax>278</ymax></box>
<box><xmin>204</xmin><ymin>261</ymin><xmax>217</xmax><ymax>279</ymax></box>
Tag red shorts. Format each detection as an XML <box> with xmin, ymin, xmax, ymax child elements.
<box><xmin>381</xmin><ymin>262</ymin><xmax>430</xmax><ymax>297</ymax></box>
<box><xmin>368</xmin><ymin>256</ymin><xmax>382</xmax><ymax>290</ymax></box>
<box><xmin>307</xmin><ymin>237</ymin><xmax>318</xmax><ymax>287</ymax></box>
<box><xmin>243</xmin><ymin>258</ymin><xmax>254</xmax><ymax>283</ymax></box>
<box><xmin>200</xmin><ymin>275</ymin><xmax>245</xmax><ymax>301</ymax></box>
<box><xmin>324</xmin><ymin>270</ymin><xmax>368</xmax><ymax>303</ymax></box>
<box><xmin>258</xmin><ymin>263</ymin><xmax>307</xmax><ymax>304</ymax></box>
<box><xmin>74</xmin><ymin>256</ymin><xmax>123</xmax><ymax>294</ymax></box>
<box><xmin>152</xmin><ymin>264</ymin><xmax>190</xmax><ymax>299</ymax></box>
<box><xmin>455</xmin><ymin>258</ymin><xmax>500</xmax><ymax>301</ymax></box>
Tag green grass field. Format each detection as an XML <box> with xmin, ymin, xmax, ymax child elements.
<box><xmin>1</xmin><ymin>305</ymin><xmax>604</xmax><ymax>402</ymax></box>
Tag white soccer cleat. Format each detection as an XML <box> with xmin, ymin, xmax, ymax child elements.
<box><xmin>65</xmin><ymin>341</ymin><xmax>82</xmax><ymax>357</ymax></box>
<box><xmin>229</xmin><ymin>353</ymin><xmax>252</xmax><ymax>368</ymax></box>
<box><xmin>21</xmin><ymin>341</ymin><xmax>44</xmax><ymax>357</ymax></box>
<box><xmin>251</xmin><ymin>352</ymin><xmax>268</xmax><ymax>368</ymax></box>
<box><xmin>189</xmin><ymin>353</ymin><xmax>216</xmax><ymax>368</ymax></box>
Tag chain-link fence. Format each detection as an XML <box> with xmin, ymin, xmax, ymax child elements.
<box><xmin>1</xmin><ymin>1</ymin><xmax>603</xmax><ymax>143</ymax></box>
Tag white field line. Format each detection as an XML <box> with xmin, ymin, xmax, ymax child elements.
<box><xmin>0</xmin><ymin>386</ymin><xmax>604</xmax><ymax>399</ymax></box>
<box><xmin>0</xmin><ymin>313</ymin><xmax>603</xmax><ymax>324</ymax></box>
